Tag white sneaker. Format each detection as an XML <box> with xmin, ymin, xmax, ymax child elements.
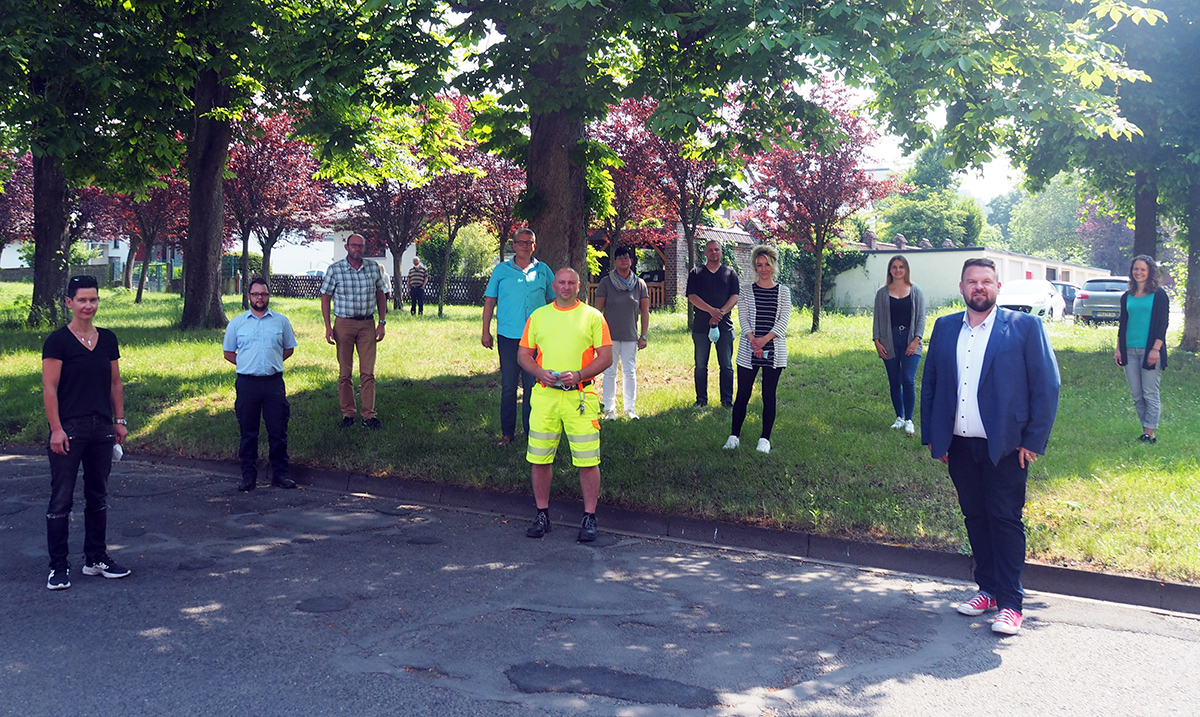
<box><xmin>603</xmin><ymin>410</ymin><xmax>617</xmax><ymax>420</ymax></box>
<box><xmin>626</xmin><ymin>411</ymin><xmax>639</xmax><ymax>419</ymax></box>
<box><xmin>756</xmin><ymin>438</ymin><xmax>771</xmax><ymax>454</ymax></box>
<box><xmin>890</xmin><ymin>417</ymin><xmax>906</xmax><ymax>430</ymax></box>
<box><xmin>904</xmin><ymin>420</ymin><xmax>915</xmax><ymax>436</ymax></box>
<box><xmin>723</xmin><ymin>435</ymin><xmax>740</xmax><ymax>450</ymax></box>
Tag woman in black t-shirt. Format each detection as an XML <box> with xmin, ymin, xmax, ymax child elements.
<box><xmin>41</xmin><ymin>275</ymin><xmax>131</xmax><ymax>590</ymax></box>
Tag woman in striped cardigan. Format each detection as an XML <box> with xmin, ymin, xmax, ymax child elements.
<box><xmin>723</xmin><ymin>245</ymin><xmax>790</xmax><ymax>454</ymax></box>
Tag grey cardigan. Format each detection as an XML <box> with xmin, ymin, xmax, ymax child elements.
<box><xmin>872</xmin><ymin>284</ymin><xmax>926</xmax><ymax>359</ymax></box>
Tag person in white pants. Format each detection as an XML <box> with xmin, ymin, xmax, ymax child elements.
<box><xmin>593</xmin><ymin>246</ymin><xmax>650</xmax><ymax>419</ymax></box>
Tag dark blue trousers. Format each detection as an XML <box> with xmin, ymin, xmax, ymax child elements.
<box><xmin>692</xmin><ymin>327</ymin><xmax>734</xmax><ymax>406</ymax></box>
<box><xmin>948</xmin><ymin>436</ymin><xmax>1028</xmax><ymax>612</ymax></box>
<box><xmin>497</xmin><ymin>335</ymin><xmax>534</xmax><ymax>437</ymax></box>
<box><xmin>235</xmin><ymin>373</ymin><xmax>290</xmax><ymax>483</ymax></box>
<box><xmin>883</xmin><ymin>327</ymin><xmax>921</xmax><ymax>420</ymax></box>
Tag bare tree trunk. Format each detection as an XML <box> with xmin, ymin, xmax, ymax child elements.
<box><xmin>1181</xmin><ymin>183</ymin><xmax>1200</xmax><ymax>352</ymax></box>
<box><xmin>810</xmin><ymin>234</ymin><xmax>825</xmax><ymax>333</ymax></box>
<box><xmin>1133</xmin><ymin>171</ymin><xmax>1158</xmax><ymax>258</ymax></box>
<box><xmin>392</xmin><ymin>252</ymin><xmax>404</xmax><ymax>311</ymax></box>
<box><xmin>122</xmin><ymin>235</ymin><xmax>140</xmax><ymax>289</ymax></box>
<box><xmin>180</xmin><ymin>66</ymin><xmax>231</xmax><ymax>330</ymax></box>
<box><xmin>436</xmin><ymin>226</ymin><xmax>460</xmax><ymax>318</ymax></box>
<box><xmin>28</xmin><ymin>153</ymin><xmax>70</xmax><ymax>326</ymax></box>
<box><xmin>135</xmin><ymin>238</ymin><xmax>155</xmax><ymax>304</ymax></box>
<box><xmin>526</xmin><ymin>109</ymin><xmax>586</xmax><ymax>292</ymax></box>
<box><xmin>239</xmin><ymin>231</ymin><xmax>250</xmax><ymax>309</ymax></box>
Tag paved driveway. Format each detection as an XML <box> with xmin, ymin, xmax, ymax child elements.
<box><xmin>2</xmin><ymin>453</ymin><xmax>1198</xmax><ymax>716</ymax></box>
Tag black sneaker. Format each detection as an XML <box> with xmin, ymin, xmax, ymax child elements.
<box><xmin>47</xmin><ymin>566</ymin><xmax>71</xmax><ymax>591</ymax></box>
<box><xmin>526</xmin><ymin>511</ymin><xmax>552</xmax><ymax>538</ymax></box>
<box><xmin>363</xmin><ymin>417</ymin><xmax>383</xmax><ymax>430</ymax></box>
<box><xmin>577</xmin><ymin>513</ymin><xmax>598</xmax><ymax>543</ymax></box>
<box><xmin>82</xmin><ymin>556</ymin><xmax>132</xmax><ymax>579</ymax></box>
<box><xmin>339</xmin><ymin>417</ymin><xmax>356</xmax><ymax>429</ymax></box>
<box><xmin>271</xmin><ymin>476</ymin><xmax>297</xmax><ymax>489</ymax></box>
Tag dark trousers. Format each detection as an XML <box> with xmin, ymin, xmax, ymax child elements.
<box><xmin>235</xmin><ymin>373</ymin><xmax>290</xmax><ymax>483</ymax></box>
<box><xmin>410</xmin><ymin>284</ymin><xmax>425</xmax><ymax>315</ymax></box>
<box><xmin>883</xmin><ymin>327</ymin><xmax>921</xmax><ymax>420</ymax></box>
<box><xmin>497</xmin><ymin>335</ymin><xmax>534</xmax><ymax>437</ymax></box>
<box><xmin>46</xmin><ymin>416</ymin><xmax>114</xmax><ymax>568</ymax></box>
<box><xmin>731</xmin><ymin>365</ymin><xmax>783</xmax><ymax>440</ymax></box>
<box><xmin>948</xmin><ymin>436</ymin><xmax>1028</xmax><ymax>612</ymax></box>
<box><xmin>692</xmin><ymin>327</ymin><xmax>734</xmax><ymax>405</ymax></box>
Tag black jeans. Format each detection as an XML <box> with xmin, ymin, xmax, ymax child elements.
<box><xmin>235</xmin><ymin>373</ymin><xmax>290</xmax><ymax>482</ymax></box>
<box><xmin>410</xmin><ymin>285</ymin><xmax>425</xmax><ymax>315</ymax></box>
<box><xmin>497</xmin><ymin>335</ymin><xmax>534</xmax><ymax>437</ymax></box>
<box><xmin>46</xmin><ymin>416</ymin><xmax>114</xmax><ymax>568</ymax></box>
<box><xmin>948</xmin><ymin>436</ymin><xmax>1028</xmax><ymax>612</ymax></box>
<box><xmin>692</xmin><ymin>327</ymin><xmax>734</xmax><ymax>405</ymax></box>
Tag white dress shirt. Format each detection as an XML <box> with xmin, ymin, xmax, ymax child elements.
<box><xmin>954</xmin><ymin>306</ymin><xmax>998</xmax><ymax>439</ymax></box>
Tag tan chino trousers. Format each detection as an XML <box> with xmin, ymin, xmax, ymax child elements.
<box><xmin>334</xmin><ymin>317</ymin><xmax>378</xmax><ymax>419</ymax></box>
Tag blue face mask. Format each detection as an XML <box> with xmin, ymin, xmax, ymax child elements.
<box><xmin>708</xmin><ymin>326</ymin><xmax>720</xmax><ymax>343</ymax></box>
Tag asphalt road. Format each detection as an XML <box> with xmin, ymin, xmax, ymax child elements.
<box><xmin>2</xmin><ymin>453</ymin><xmax>1198</xmax><ymax>716</ymax></box>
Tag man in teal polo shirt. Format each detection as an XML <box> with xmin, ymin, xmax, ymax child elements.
<box><xmin>481</xmin><ymin>228</ymin><xmax>556</xmax><ymax>446</ymax></box>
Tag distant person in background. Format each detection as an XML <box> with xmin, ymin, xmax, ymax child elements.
<box><xmin>723</xmin><ymin>245</ymin><xmax>790</xmax><ymax>454</ymax></box>
<box><xmin>407</xmin><ymin>256</ymin><xmax>429</xmax><ymax>316</ymax></box>
<box><xmin>223</xmin><ymin>278</ymin><xmax>298</xmax><ymax>492</ymax></box>
<box><xmin>687</xmin><ymin>239</ymin><xmax>739</xmax><ymax>408</ymax></box>
<box><xmin>872</xmin><ymin>255</ymin><xmax>927</xmax><ymax>436</ymax></box>
<box><xmin>1115</xmin><ymin>254</ymin><xmax>1170</xmax><ymax>444</ymax></box>
<box><xmin>481</xmin><ymin>228</ymin><xmax>555</xmax><ymax>446</ymax></box>
<box><xmin>321</xmin><ymin>233</ymin><xmax>389</xmax><ymax>430</ymax></box>
<box><xmin>42</xmin><ymin>275</ymin><xmax>131</xmax><ymax>591</ymax></box>
<box><xmin>594</xmin><ymin>246</ymin><xmax>650</xmax><ymax>420</ymax></box>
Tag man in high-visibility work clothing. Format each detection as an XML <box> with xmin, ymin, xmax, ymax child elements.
<box><xmin>518</xmin><ymin>267</ymin><xmax>613</xmax><ymax>542</ymax></box>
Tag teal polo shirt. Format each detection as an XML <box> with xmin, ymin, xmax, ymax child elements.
<box><xmin>484</xmin><ymin>258</ymin><xmax>555</xmax><ymax>339</ymax></box>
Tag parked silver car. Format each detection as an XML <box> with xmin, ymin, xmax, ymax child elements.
<box><xmin>1073</xmin><ymin>276</ymin><xmax>1129</xmax><ymax>325</ymax></box>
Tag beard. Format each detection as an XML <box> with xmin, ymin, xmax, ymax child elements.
<box><xmin>965</xmin><ymin>292</ymin><xmax>995</xmax><ymax>313</ymax></box>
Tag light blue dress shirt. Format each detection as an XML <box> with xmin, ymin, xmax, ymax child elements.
<box><xmin>223</xmin><ymin>310</ymin><xmax>298</xmax><ymax>376</ymax></box>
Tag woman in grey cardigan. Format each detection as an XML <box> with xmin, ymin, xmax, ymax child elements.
<box><xmin>872</xmin><ymin>255</ymin><xmax>926</xmax><ymax>436</ymax></box>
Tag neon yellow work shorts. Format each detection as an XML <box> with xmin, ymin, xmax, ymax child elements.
<box><xmin>526</xmin><ymin>385</ymin><xmax>601</xmax><ymax>467</ymax></box>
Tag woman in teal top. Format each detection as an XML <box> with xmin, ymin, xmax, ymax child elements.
<box><xmin>1115</xmin><ymin>255</ymin><xmax>1170</xmax><ymax>444</ymax></box>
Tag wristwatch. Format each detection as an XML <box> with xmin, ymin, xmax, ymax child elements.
<box><xmin>114</xmin><ymin>418</ymin><xmax>127</xmax><ymax>425</ymax></box>
<box><xmin>378</xmin><ymin>320</ymin><xmax>386</xmax><ymax>325</ymax></box>
<box><xmin>639</xmin><ymin>334</ymin><xmax>648</xmax><ymax>341</ymax></box>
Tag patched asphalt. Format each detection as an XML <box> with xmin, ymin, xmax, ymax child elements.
<box><xmin>3</xmin><ymin>451</ymin><xmax>1199</xmax><ymax>716</ymax></box>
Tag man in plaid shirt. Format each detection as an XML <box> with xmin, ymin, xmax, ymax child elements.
<box><xmin>321</xmin><ymin>234</ymin><xmax>389</xmax><ymax>429</ymax></box>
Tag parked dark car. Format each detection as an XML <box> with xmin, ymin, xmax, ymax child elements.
<box><xmin>1073</xmin><ymin>276</ymin><xmax>1129</xmax><ymax>325</ymax></box>
<box><xmin>1051</xmin><ymin>281</ymin><xmax>1081</xmax><ymax>316</ymax></box>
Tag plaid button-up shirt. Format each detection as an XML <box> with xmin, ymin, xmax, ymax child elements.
<box><xmin>320</xmin><ymin>258</ymin><xmax>389</xmax><ymax>318</ymax></box>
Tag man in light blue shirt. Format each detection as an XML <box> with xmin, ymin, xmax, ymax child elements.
<box><xmin>223</xmin><ymin>278</ymin><xmax>298</xmax><ymax>492</ymax></box>
<box><xmin>480</xmin><ymin>228</ymin><xmax>555</xmax><ymax>445</ymax></box>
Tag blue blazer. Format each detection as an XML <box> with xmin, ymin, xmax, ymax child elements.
<box><xmin>920</xmin><ymin>308</ymin><xmax>1061</xmax><ymax>466</ymax></box>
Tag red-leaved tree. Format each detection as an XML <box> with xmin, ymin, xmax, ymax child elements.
<box><xmin>476</xmin><ymin>151</ymin><xmax>525</xmax><ymax>262</ymax></box>
<box><xmin>114</xmin><ymin>174</ymin><xmax>189</xmax><ymax>303</ymax></box>
<box><xmin>746</xmin><ymin>80</ymin><xmax>899</xmax><ymax>332</ymax></box>
<box><xmin>226</xmin><ymin>111</ymin><xmax>330</xmax><ymax>306</ymax></box>
<box><xmin>589</xmin><ymin>99</ymin><xmax>674</xmax><ymax>252</ymax></box>
<box><xmin>0</xmin><ymin>151</ymin><xmax>34</xmax><ymax>255</ymax></box>
<box><xmin>338</xmin><ymin>180</ymin><xmax>434</xmax><ymax>310</ymax></box>
<box><xmin>426</xmin><ymin>95</ymin><xmax>486</xmax><ymax>317</ymax></box>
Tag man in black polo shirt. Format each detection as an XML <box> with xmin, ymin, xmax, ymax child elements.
<box><xmin>41</xmin><ymin>275</ymin><xmax>131</xmax><ymax>590</ymax></box>
<box><xmin>686</xmin><ymin>240</ymin><xmax>740</xmax><ymax>407</ymax></box>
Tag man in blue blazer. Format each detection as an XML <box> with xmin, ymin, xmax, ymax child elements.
<box><xmin>920</xmin><ymin>258</ymin><xmax>1060</xmax><ymax>635</ymax></box>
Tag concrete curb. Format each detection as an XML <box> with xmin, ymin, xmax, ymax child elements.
<box><xmin>7</xmin><ymin>447</ymin><xmax>1198</xmax><ymax>615</ymax></box>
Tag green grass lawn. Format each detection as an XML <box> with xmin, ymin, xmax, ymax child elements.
<box><xmin>2</xmin><ymin>281</ymin><xmax>1198</xmax><ymax>582</ymax></box>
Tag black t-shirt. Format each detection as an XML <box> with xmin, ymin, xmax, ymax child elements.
<box><xmin>42</xmin><ymin>325</ymin><xmax>120</xmax><ymax>421</ymax></box>
<box><xmin>890</xmin><ymin>294</ymin><xmax>912</xmax><ymax>332</ymax></box>
<box><xmin>686</xmin><ymin>264</ymin><xmax>740</xmax><ymax>333</ymax></box>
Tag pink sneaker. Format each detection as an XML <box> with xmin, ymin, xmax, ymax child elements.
<box><xmin>956</xmin><ymin>592</ymin><xmax>998</xmax><ymax>616</ymax></box>
<box><xmin>991</xmin><ymin>608</ymin><xmax>1024</xmax><ymax>635</ymax></box>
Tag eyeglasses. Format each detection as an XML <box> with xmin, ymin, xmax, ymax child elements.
<box><xmin>512</xmin><ymin>240</ymin><xmax>534</xmax><ymax>247</ymax></box>
<box><xmin>249</xmin><ymin>292</ymin><xmax>269</xmax><ymax>297</ymax></box>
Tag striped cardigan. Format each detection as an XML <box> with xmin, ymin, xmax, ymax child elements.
<box><xmin>736</xmin><ymin>282</ymin><xmax>791</xmax><ymax>369</ymax></box>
